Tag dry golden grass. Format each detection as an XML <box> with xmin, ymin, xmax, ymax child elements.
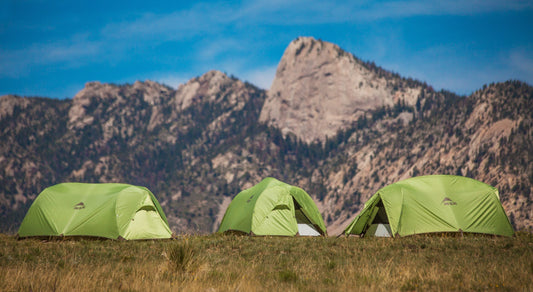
<box><xmin>1</xmin><ymin>233</ymin><xmax>532</xmax><ymax>291</ymax></box>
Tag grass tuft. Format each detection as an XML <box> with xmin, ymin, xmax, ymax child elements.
<box><xmin>279</xmin><ymin>269</ymin><xmax>298</xmax><ymax>282</ymax></box>
<box><xmin>166</xmin><ymin>240</ymin><xmax>198</xmax><ymax>273</ymax></box>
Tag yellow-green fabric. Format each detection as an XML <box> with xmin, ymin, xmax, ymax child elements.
<box><xmin>218</xmin><ymin>177</ymin><xmax>327</xmax><ymax>236</ymax></box>
<box><xmin>18</xmin><ymin>183</ymin><xmax>172</xmax><ymax>240</ymax></box>
<box><xmin>344</xmin><ymin>175</ymin><xmax>514</xmax><ymax>237</ymax></box>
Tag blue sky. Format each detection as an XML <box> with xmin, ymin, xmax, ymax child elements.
<box><xmin>1</xmin><ymin>0</ymin><xmax>532</xmax><ymax>98</ymax></box>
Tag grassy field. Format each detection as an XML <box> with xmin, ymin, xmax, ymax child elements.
<box><xmin>1</xmin><ymin>233</ymin><xmax>532</xmax><ymax>291</ymax></box>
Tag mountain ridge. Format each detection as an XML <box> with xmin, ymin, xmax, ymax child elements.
<box><xmin>1</xmin><ymin>38</ymin><xmax>531</xmax><ymax>234</ymax></box>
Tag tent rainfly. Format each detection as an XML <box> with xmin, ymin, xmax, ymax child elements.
<box><xmin>343</xmin><ymin>175</ymin><xmax>514</xmax><ymax>237</ymax></box>
<box><xmin>18</xmin><ymin>183</ymin><xmax>172</xmax><ymax>240</ymax></box>
<box><xmin>218</xmin><ymin>177</ymin><xmax>327</xmax><ymax>236</ymax></box>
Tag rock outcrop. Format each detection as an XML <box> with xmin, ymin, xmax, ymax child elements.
<box><xmin>0</xmin><ymin>95</ymin><xmax>31</xmax><ymax>119</ymax></box>
<box><xmin>260</xmin><ymin>37</ymin><xmax>421</xmax><ymax>143</ymax></box>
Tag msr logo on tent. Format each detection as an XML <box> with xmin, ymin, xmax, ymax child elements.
<box><xmin>74</xmin><ymin>202</ymin><xmax>86</xmax><ymax>210</ymax></box>
<box><xmin>441</xmin><ymin>197</ymin><xmax>457</xmax><ymax>206</ymax></box>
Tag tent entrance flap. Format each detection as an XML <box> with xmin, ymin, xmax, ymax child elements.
<box><xmin>294</xmin><ymin>199</ymin><xmax>321</xmax><ymax>236</ymax></box>
<box><xmin>124</xmin><ymin>206</ymin><xmax>172</xmax><ymax>239</ymax></box>
<box><xmin>372</xmin><ymin>201</ymin><xmax>389</xmax><ymax>224</ymax></box>
<box><xmin>363</xmin><ymin>200</ymin><xmax>392</xmax><ymax>237</ymax></box>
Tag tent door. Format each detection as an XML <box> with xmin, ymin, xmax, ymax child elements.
<box><xmin>293</xmin><ymin>199</ymin><xmax>321</xmax><ymax>236</ymax></box>
<box><xmin>123</xmin><ymin>204</ymin><xmax>171</xmax><ymax>239</ymax></box>
<box><xmin>364</xmin><ymin>200</ymin><xmax>392</xmax><ymax>237</ymax></box>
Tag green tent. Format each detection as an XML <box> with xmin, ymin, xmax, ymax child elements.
<box><xmin>18</xmin><ymin>183</ymin><xmax>172</xmax><ymax>240</ymax></box>
<box><xmin>218</xmin><ymin>177</ymin><xmax>327</xmax><ymax>236</ymax></box>
<box><xmin>344</xmin><ymin>175</ymin><xmax>514</xmax><ymax>237</ymax></box>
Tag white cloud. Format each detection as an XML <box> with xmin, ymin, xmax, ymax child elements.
<box><xmin>101</xmin><ymin>2</ymin><xmax>235</xmax><ymax>41</ymax></box>
<box><xmin>93</xmin><ymin>0</ymin><xmax>533</xmax><ymax>45</ymax></box>
<box><xmin>42</xmin><ymin>38</ymin><xmax>102</xmax><ymax>64</ymax></box>
<box><xmin>196</xmin><ymin>38</ymin><xmax>246</xmax><ymax>61</ymax></box>
<box><xmin>0</xmin><ymin>34</ymin><xmax>102</xmax><ymax>77</ymax></box>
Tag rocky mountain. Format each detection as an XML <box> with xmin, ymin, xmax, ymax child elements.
<box><xmin>1</xmin><ymin>37</ymin><xmax>531</xmax><ymax>234</ymax></box>
<box><xmin>260</xmin><ymin>37</ymin><xmax>422</xmax><ymax>143</ymax></box>
<box><xmin>1</xmin><ymin>71</ymin><xmax>268</xmax><ymax>233</ymax></box>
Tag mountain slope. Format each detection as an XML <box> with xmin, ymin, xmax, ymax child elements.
<box><xmin>0</xmin><ymin>38</ymin><xmax>531</xmax><ymax>234</ymax></box>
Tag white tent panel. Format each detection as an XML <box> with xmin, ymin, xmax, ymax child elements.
<box><xmin>366</xmin><ymin>224</ymin><xmax>392</xmax><ymax>237</ymax></box>
<box><xmin>297</xmin><ymin>223</ymin><xmax>321</xmax><ymax>236</ymax></box>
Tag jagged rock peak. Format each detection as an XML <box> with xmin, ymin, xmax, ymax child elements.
<box><xmin>69</xmin><ymin>83</ymin><xmax>121</xmax><ymax>129</ymax></box>
<box><xmin>174</xmin><ymin>70</ymin><xmax>245</xmax><ymax>110</ymax></box>
<box><xmin>177</xmin><ymin>70</ymin><xmax>233</xmax><ymax>93</ymax></box>
<box><xmin>133</xmin><ymin>79</ymin><xmax>173</xmax><ymax>92</ymax></box>
<box><xmin>75</xmin><ymin>81</ymin><xmax>118</xmax><ymax>101</ymax></box>
<box><xmin>68</xmin><ymin>79</ymin><xmax>172</xmax><ymax>129</ymax></box>
<box><xmin>284</xmin><ymin>36</ymin><xmax>344</xmax><ymax>61</ymax></box>
<box><xmin>79</xmin><ymin>79</ymin><xmax>172</xmax><ymax>97</ymax></box>
<box><xmin>198</xmin><ymin>70</ymin><xmax>230</xmax><ymax>82</ymax></box>
<box><xmin>84</xmin><ymin>81</ymin><xmax>103</xmax><ymax>88</ymax></box>
<box><xmin>260</xmin><ymin>37</ymin><xmax>422</xmax><ymax>143</ymax></box>
<box><xmin>0</xmin><ymin>94</ymin><xmax>31</xmax><ymax>119</ymax></box>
